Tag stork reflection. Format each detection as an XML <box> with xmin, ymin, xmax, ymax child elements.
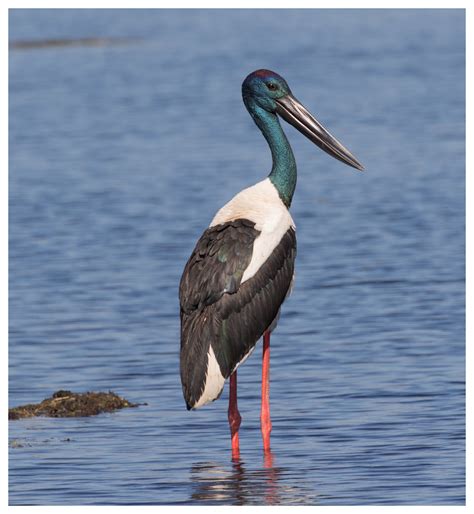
<box><xmin>189</xmin><ymin>449</ymin><xmax>281</xmax><ymax>505</ymax></box>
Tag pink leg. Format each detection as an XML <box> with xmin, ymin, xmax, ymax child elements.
<box><xmin>228</xmin><ymin>371</ymin><xmax>241</xmax><ymax>458</ymax></box>
<box><xmin>261</xmin><ymin>330</ymin><xmax>272</xmax><ymax>451</ymax></box>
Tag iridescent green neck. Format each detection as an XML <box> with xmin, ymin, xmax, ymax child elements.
<box><xmin>245</xmin><ymin>100</ymin><xmax>297</xmax><ymax>208</ymax></box>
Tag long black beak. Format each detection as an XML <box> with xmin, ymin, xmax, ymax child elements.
<box><xmin>275</xmin><ymin>94</ymin><xmax>364</xmax><ymax>171</ymax></box>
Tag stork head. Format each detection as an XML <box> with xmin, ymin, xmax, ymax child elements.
<box><xmin>242</xmin><ymin>69</ymin><xmax>364</xmax><ymax>171</ymax></box>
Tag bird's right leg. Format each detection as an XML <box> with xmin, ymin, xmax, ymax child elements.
<box><xmin>260</xmin><ymin>330</ymin><xmax>272</xmax><ymax>452</ymax></box>
<box><xmin>228</xmin><ymin>370</ymin><xmax>241</xmax><ymax>458</ymax></box>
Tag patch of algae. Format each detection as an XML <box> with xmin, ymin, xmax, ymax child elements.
<box><xmin>9</xmin><ymin>390</ymin><xmax>144</xmax><ymax>420</ymax></box>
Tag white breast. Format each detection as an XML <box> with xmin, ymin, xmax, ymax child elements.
<box><xmin>210</xmin><ymin>178</ymin><xmax>295</xmax><ymax>283</ymax></box>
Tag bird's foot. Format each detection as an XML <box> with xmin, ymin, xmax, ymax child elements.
<box><xmin>228</xmin><ymin>407</ymin><xmax>241</xmax><ymax>457</ymax></box>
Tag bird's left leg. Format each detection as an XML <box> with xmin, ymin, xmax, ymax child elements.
<box><xmin>228</xmin><ymin>371</ymin><xmax>241</xmax><ymax>458</ymax></box>
<box><xmin>261</xmin><ymin>330</ymin><xmax>272</xmax><ymax>451</ymax></box>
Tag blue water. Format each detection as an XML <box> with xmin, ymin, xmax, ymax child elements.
<box><xmin>9</xmin><ymin>9</ymin><xmax>465</xmax><ymax>505</ymax></box>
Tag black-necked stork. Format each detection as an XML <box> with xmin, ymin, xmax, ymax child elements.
<box><xmin>179</xmin><ymin>69</ymin><xmax>363</xmax><ymax>457</ymax></box>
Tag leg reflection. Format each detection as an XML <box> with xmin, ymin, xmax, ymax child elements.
<box><xmin>189</xmin><ymin>450</ymin><xmax>281</xmax><ymax>505</ymax></box>
<box><xmin>262</xmin><ymin>448</ymin><xmax>279</xmax><ymax>504</ymax></box>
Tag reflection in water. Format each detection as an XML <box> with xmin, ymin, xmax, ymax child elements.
<box><xmin>190</xmin><ymin>450</ymin><xmax>281</xmax><ymax>505</ymax></box>
<box><xmin>189</xmin><ymin>450</ymin><xmax>316</xmax><ymax>505</ymax></box>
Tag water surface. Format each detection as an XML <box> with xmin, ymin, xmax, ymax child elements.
<box><xmin>9</xmin><ymin>9</ymin><xmax>465</xmax><ymax>505</ymax></box>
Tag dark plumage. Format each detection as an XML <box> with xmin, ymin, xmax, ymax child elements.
<box><xmin>179</xmin><ymin>219</ymin><xmax>296</xmax><ymax>409</ymax></box>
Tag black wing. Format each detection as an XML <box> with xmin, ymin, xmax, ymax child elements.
<box><xmin>180</xmin><ymin>219</ymin><xmax>259</xmax><ymax>315</ymax></box>
<box><xmin>179</xmin><ymin>219</ymin><xmax>296</xmax><ymax>409</ymax></box>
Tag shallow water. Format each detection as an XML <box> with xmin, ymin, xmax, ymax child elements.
<box><xmin>9</xmin><ymin>9</ymin><xmax>465</xmax><ymax>505</ymax></box>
